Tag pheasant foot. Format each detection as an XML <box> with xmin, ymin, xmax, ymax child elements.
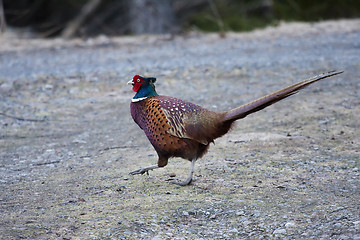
<box><xmin>170</xmin><ymin>160</ymin><xmax>196</xmax><ymax>186</ymax></box>
<box><xmin>171</xmin><ymin>177</ymin><xmax>192</xmax><ymax>186</ymax></box>
<box><xmin>129</xmin><ymin>165</ymin><xmax>159</xmax><ymax>175</ymax></box>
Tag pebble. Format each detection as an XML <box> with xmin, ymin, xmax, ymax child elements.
<box><xmin>243</xmin><ymin>220</ymin><xmax>252</xmax><ymax>226</ymax></box>
<box><xmin>229</xmin><ymin>228</ymin><xmax>238</xmax><ymax>233</ymax></box>
<box><xmin>188</xmin><ymin>210</ymin><xmax>196</xmax><ymax>215</ymax></box>
<box><xmin>285</xmin><ymin>221</ymin><xmax>296</xmax><ymax>228</ymax></box>
<box><xmin>151</xmin><ymin>235</ymin><xmax>163</xmax><ymax>240</ymax></box>
<box><xmin>123</xmin><ymin>230</ymin><xmax>132</xmax><ymax>235</ymax></box>
<box><xmin>0</xmin><ymin>82</ymin><xmax>12</xmax><ymax>93</ymax></box>
<box><xmin>188</xmin><ymin>227</ymin><xmax>197</xmax><ymax>233</ymax></box>
<box><xmin>273</xmin><ymin>228</ymin><xmax>286</xmax><ymax>234</ymax></box>
<box><xmin>253</xmin><ymin>210</ymin><xmax>261</xmax><ymax>217</ymax></box>
<box><xmin>353</xmin><ymin>221</ymin><xmax>360</xmax><ymax>230</ymax></box>
<box><xmin>236</xmin><ymin>210</ymin><xmax>245</xmax><ymax>216</ymax></box>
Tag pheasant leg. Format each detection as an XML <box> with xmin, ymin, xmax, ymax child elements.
<box><xmin>171</xmin><ymin>160</ymin><xmax>196</xmax><ymax>186</ymax></box>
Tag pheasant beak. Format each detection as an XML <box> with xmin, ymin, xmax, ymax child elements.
<box><xmin>127</xmin><ymin>80</ymin><xmax>134</xmax><ymax>86</ymax></box>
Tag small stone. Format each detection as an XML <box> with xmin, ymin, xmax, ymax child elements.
<box><xmin>239</xmin><ymin>217</ymin><xmax>248</xmax><ymax>222</ymax></box>
<box><xmin>72</xmin><ymin>139</ymin><xmax>87</xmax><ymax>144</ymax></box>
<box><xmin>225</xmin><ymin>158</ymin><xmax>235</xmax><ymax>162</ymax></box>
<box><xmin>188</xmin><ymin>210</ymin><xmax>196</xmax><ymax>215</ymax></box>
<box><xmin>229</xmin><ymin>228</ymin><xmax>238</xmax><ymax>233</ymax></box>
<box><xmin>182</xmin><ymin>211</ymin><xmax>189</xmax><ymax>216</ymax></box>
<box><xmin>188</xmin><ymin>227</ymin><xmax>197</xmax><ymax>233</ymax></box>
<box><xmin>334</xmin><ymin>222</ymin><xmax>342</xmax><ymax>228</ymax></box>
<box><xmin>209</xmin><ymin>214</ymin><xmax>216</xmax><ymax>219</ymax></box>
<box><xmin>253</xmin><ymin>210</ymin><xmax>261</xmax><ymax>217</ymax></box>
<box><xmin>273</xmin><ymin>228</ymin><xmax>286</xmax><ymax>234</ymax></box>
<box><xmin>236</xmin><ymin>210</ymin><xmax>245</xmax><ymax>216</ymax></box>
<box><xmin>243</xmin><ymin>220</ymin><xmax>252</xmax><ymax>226</ymax></box>
<box><xmin>116</xmin><ymin>186</ymin><xmax>126</xmax><ymax>192</ymax></box>
<box><xmin>151</xmin><ymin>235</ymin><xmax>163</xmax><ymax>240</ymax></box>
<box><xmin>249</xmin><ymin>231</ymin><xmax>257</xmax><ymax>236</ymax></box>
<box><xmin>44</xmin><ymin>84</ymin><xmax>54</xmax><ymax>90</ymax></box>
<box><xmin>285</xmin><ymin>221</ymin><xmax>296</xmax><ymax>228</ymax></box>
<box><xmin>0</xmin><ymin>83</ymin><xmax>12</xmax><ymax>93</ymax></box>
<box><xmin>158</xmin><ymin>219</ymin><xmax>166</xmax><ymax>224</ymax></box>
<box><xmin>354</xmin><ymin>221</ymin><xmax>360</xmax><ymax>230</ymax></box>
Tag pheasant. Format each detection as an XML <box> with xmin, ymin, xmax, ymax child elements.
<box><xmin>128</xmin><ymin>71</ymin><xmax>342</xmax><ymax>185</ymax></box>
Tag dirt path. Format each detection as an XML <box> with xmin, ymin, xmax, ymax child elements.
<box><xmin>1</xmin><ymin>20</ymin><xmax>359</xmax><ymax>239</ymax></box>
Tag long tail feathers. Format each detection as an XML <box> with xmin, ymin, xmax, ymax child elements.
<box><xmin>223</xmin><ymin>70</ymin><xmax>343</xmax><ymax>122</ymax></box>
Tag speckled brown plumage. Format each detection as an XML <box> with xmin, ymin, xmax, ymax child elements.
<box><xmin>128</xmin><ymin>71</ymin><xmax>343</xmax><ymax>185</ymax></box>
<box><xmin>130</xmin><ymin>96</ymin><xmax>228</xmax><ymax>169</ymax></box>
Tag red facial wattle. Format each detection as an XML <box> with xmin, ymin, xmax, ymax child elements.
<box><xmin>131</xmin><ymin>75</ymin><xmax>144</xmax><ymax>92</ymax></box>
<box><xmin>133</xmin><ymin>82</ymin><xmax>142</xmax><ymax>92</ymax></box>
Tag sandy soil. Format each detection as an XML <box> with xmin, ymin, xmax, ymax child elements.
<box><xmin>0</xmin><ymin>19</ymin><xmax>359</xmax><ymax>239</ymax></box>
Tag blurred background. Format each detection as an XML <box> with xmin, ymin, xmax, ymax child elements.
<box><xmin>1</xmin><ymin>0</ymin><xmax>360</xmax><ymax>38</ymax></box>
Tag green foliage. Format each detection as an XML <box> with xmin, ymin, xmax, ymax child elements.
<box><xmin>273</xmin><ymin>0</ymin><xmax>360</xmax><ymax>21</ymax></box>
<box><xmin>189</xmin><ymin>0</ymin><xmax>360</xmax><ymax>32</ymax></box>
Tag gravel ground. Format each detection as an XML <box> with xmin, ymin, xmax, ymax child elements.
<box><xmin>0</xmin><ymin>20</ymin><xmax>359</xmax><ymax>239</ymax></box>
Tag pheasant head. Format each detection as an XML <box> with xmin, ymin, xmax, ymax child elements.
<box><xmin>128</xmin><ymin>75</ymin><xmax>158</xmax><ymax>101</ymax></box>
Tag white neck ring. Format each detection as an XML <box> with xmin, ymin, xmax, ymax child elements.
<box><xmin>132</xmin><ymin>97</ymin><xmax>148</xmax><ymax>102</ymax></box>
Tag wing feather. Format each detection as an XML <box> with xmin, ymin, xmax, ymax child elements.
<box><xmin>159</xmin><ymin>97</ymin><xmax>210</xmax><ymax>145</ymax></box>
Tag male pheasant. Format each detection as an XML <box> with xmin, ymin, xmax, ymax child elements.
<box><xmin>128</xmin><ymin>71</ymin><xmax>342</xmax><ymax>185</ymax></box>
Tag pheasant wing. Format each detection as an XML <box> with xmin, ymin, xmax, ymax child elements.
<box><xmin>159</xmin><ymin>96</ymin><xmax>211</xmax><ymax>145</ymax></box>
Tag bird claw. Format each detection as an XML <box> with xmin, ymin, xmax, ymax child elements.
<box><xmin>129</xmin><ymin>165</ymin><xmax>159</xmax><ymax>176</ymax></box>
<box><xmin>129</xmin><ymin>168</ymin><xmax>149</xmax><ymax>175</ymax></box>
<box><xmin>170</xmin><ymin>178</ymin><xmax>192</xmax><ymax>186</ymax></box>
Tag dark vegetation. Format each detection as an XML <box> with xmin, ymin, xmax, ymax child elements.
<box><xmin>3</xmin><ymin>0</ymin><xmax>360</xmax><ymax>37</ymax></box>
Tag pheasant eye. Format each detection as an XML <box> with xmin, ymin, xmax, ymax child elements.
<box><xmin>137</xmin><ymin>79</ymin><xmax>141</xmax><ymax>83</ymax></box>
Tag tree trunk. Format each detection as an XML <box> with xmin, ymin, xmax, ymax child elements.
<box><xmin>0</xmin><ymin>0</ymin><xmax>6</xmax><ymax>33</ymax></box>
